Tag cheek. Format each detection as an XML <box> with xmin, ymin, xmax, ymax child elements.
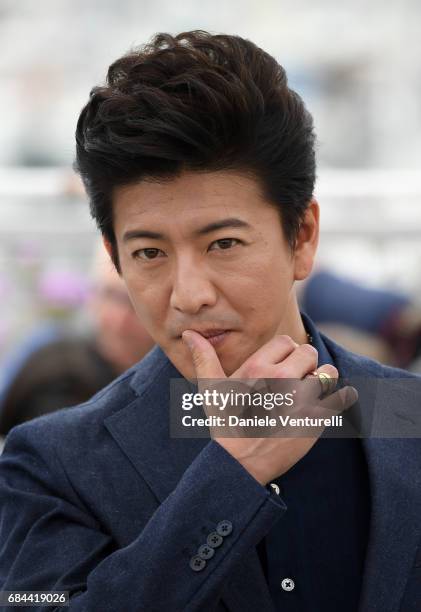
<box><xmin>126</xmin><ymin>281</ymin><xmax>167</xmax><ymax>332</ymax></box>
<box><xmin>223</xmin><ymin>257</ymin><xmax>293</xmax><ymax>313</ymax></box>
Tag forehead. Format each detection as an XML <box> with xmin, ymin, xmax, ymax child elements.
<box><xmin>112</xmin><ymin>170</ymin><xmax>272</xmax><ymax>233</ymax></box>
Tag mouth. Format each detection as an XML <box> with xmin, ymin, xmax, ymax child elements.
<box><xmin>178</xmin><ymin>328</ymin><xmax>233</xmax><ymax>347</ymax></box>
<box><xmin>199</xmin><ymin>329</ymin><xmax>231</xmax><ymax>346</ymax></box>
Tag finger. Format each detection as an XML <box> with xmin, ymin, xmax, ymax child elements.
<box><xmin>247</xmin><ymin>361</ymin><xmax>337</xmax><ymax>400</ymax></box>
<box><xmin>319</xmin><ymin>385</ymin><xmax>359</xmax><ymax>415</ymax></box>
<box><xmin>182</xmin><ymin>330</ymin><xmax>226</xmax><ymax>380</ymax></box>
<box><xmin>270</xmin><ymin>343</ymin><xmax>319</xmax><ymax>379</ymax></box>
<box><xmin>304</xmin><ymin>364</ymin><xmax>339</xmax><ymax>398</ymax></box>
<box><xmin>238</xmin><ymin>334</ymin><xmax>298</xmax><ymax>375</ymax></box>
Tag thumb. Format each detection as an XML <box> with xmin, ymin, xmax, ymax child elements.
<box><xmin>182</xmin><ymin>330</ymin><xmax>226</xmax><ymax>380</ymax></box>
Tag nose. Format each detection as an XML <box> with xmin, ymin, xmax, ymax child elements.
<box><xmin>170</xmin><ymin>256</ymin><xmax>218</xmax><ymax>314</ymax></box>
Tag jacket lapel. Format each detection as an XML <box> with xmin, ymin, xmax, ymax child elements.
<box><xmin>104</xmin><ymin>345</ymin><xmax>275</xmax><ymax>612</ymax></box>
<box><xmin>104</xmin><ymin>346</ymin><xmax>208</xmax><ymax>502</ymax></box>
<box><xmin>324</xmin><ymin>335</ymin><xmax>421</xmax><ymax>612</ymax></box>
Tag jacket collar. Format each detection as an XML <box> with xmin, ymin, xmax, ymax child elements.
<box><xmin>104</xmin><ymin>316</ymin><xmax>421</xmax><ymax>612</ymax></box>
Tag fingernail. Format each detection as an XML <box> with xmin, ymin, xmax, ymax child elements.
<box><xmin>182</xmin><ymin>331</ymin><xmax>194</xmax><ymax>350</ymax></box>
<box><xmin>347</xmin><ymin>387</ymin><xmax>359</xmax><ymax>405</ymax></box>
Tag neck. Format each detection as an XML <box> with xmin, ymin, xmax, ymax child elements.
<box><xmin>275</xmin><ymin>291</ymin><xmax>309</xmax><ymax>345</ymax></box>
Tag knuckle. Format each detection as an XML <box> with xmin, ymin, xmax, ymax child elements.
<box><xmin>192</xmin><ymin>351</ymin><xmax>207</xmax><ymax>371</ymax></box>
<box><xmin>243</xmin><ymin>362</ymin><xmax>264</xmax><ymax>379</ymax></box>
<box><xmin>275</xmin><ymin>366</ymin><xmax>294</xmax><ymax>379</ymax></box>
<box><xmin>299</xmin><ymin>343</ymin><xmax>318</xmax><ymax>359</ymax></box>
<box><xmin>275</xmin><ymin>334</ymin><xmax>296</xmax><ymax>349</ymax></box>
<box><xmin>322</xmin><ymin>364</ymin><xmax>339</xmax><ymax>379</ymax></box>
<box><xmin>343</xmin><ymin>386</ymin><xmax>358</xmax><ymax>406</ymax></box>
<box><xmin>337</xmin><ymin>390</ymin><xmax>349</xmax><ymax>409</ymax></box>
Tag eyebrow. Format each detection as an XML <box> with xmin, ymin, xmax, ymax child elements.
<box><xmin>122</xmin><ymin>218</ymin><xmax>251</xmax><ymax>242</ymax></box>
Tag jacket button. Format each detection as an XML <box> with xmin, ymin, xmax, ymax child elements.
<box><xmin>197</xmin><ymin>544</ymin><xmax>215</xmax><ymax>560</ymax></box>
<box><xmin>270</xmin><ymin>483</ymin><xmax>280</xmax><ymax>495</ymax></box>
<box><xmin>189</xmin><ymin>555</ymin><xmax>207</xmax><ymax>572</ymax></box>
<box><xmin>207</xmin><ymin>531</ymin><xmax>224</xmax><ymax>548</ymax></box>
<box><xmin>216</xmin><ymin>520</ymin><xmax>233</xmax><ymax>537</ymax></box>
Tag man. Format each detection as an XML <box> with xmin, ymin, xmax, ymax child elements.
<box><xmin>1</xmin><ymin>31</ymin><xmax>420</xmax><ymax>612</ymax></box>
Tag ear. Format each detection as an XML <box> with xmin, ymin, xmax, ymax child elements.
<box><xmin>293</xmin><ymin>199</ymin><xmax>319</xmax><ymax>281</ymax></box>
<box><xmin>102</xmin><ymin>237</ymin><xmax>114</xmax><ymax>261</ymax></box>
<box><xmin>102</xmin><ymin>237</ymin><xmax>122</xmax><ymax>276</ymax></box>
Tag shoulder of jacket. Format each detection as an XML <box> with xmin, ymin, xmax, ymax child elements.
<box><xmin>320</xmin><ymin>332</ymin><xmax>420</xmax><ymax>380</ymax></box>
<box><xmin>3</xmin><ymin>363</ymin><xmax>139</xmax><ymax>451</ymax></box>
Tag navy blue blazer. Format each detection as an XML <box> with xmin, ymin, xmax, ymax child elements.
<box><xmin>1</xmin><ymin>318</ymin><xmax>421</xmax><ymax>612</ymax></box>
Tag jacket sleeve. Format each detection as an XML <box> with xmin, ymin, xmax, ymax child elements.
<box><xmin>0</xmin><ymin>421</ymin><xmax>286</xmax><ymax>612</ymax></box>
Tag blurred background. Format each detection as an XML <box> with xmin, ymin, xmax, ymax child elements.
<box><xmin>1</xmin><ymin>0</ymin><xmax>420</xmax><ymax>441</ymax></box>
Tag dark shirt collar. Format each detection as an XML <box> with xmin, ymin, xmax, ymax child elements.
<box><xmin>301</xmin><ymin>311</ymin><xmax>335</xmax><ymax>368</ymax></box>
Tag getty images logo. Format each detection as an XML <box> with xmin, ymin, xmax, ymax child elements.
<box><xmin>181</xmin><ymin>388</ymin><xmax>296</xmax><ymax>411</ymax></box>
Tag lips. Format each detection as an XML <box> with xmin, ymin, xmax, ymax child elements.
<box><xmin>189</xmin><ymin>329</ymin><xmax>232</xmax><ymax>348</ymax></box>
<box><xmin>198</xmin><ymin>329</ymin><xmax>230</xmax><ymax>338</ymax></box>
<box><xmin>177</xmin><ymin>328</ymin><xmax>231</xmax><ymax>339</ymax></box>
<box><xmin>177</xmin><ymin>328</ymin><xmax>233</xmax><ymax>348</ymax></box>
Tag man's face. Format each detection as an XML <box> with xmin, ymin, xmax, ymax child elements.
<box><xmin>110</xmin><ymin>171</ymin><xmax>313</xmax><ymax>379</ymax></box>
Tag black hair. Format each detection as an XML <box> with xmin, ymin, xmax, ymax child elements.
<box><xmin>74</xmin><ymin>30</ymin><xmax>316</xmax><ymax>273</ymax></box>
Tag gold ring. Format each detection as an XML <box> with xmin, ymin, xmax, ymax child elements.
<box><xmin>318</xmin><ymin>372</ymin><xmax>335</xmax><ymax>396</ymax></box>
<box><xmin>311</xmin><ymin>370</ymin><xmax>335</xmax><ymax>396</ymax></box>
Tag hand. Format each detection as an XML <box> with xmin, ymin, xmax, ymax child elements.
<box><xmin>182</xmin><ymin>331</ymin><xmax>358</xmax><ymax>485</ymax></box>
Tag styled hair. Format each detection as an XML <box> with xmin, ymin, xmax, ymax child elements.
<box><xmin>74</xmin><ymin>30</ymin><xmax>316</xmax><ymax>273</ymax></box>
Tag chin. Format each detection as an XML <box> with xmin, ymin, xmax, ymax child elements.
<box><xmin>218</xmin><ymin>354</ymin><xmax>242</xmax><ymax>377</ymax></box>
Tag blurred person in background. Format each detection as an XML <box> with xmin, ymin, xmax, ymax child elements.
<box><xmin>300</xmin><ymin>269</ymin><xmax>421</xmax><ymax>371</ymax></box>
<box><xmin>0</xmin><ymin>243</ymin><xmax>154</xmax><ymax>449</ymax></box>
<box><xmin>87</xmin><ymin>241</ymin><xmax>155</xmax><ymax>373</ymax></box>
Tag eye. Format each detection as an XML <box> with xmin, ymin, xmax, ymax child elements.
<box><xmin>132</xmin><ymin>248</ymin><xmax>165</xmax><ymax>261</ymax></box>
<box><xmin>208</xmin><ymin>238</ymin><xmax>242</xmax><ymax>251</ymax></box>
